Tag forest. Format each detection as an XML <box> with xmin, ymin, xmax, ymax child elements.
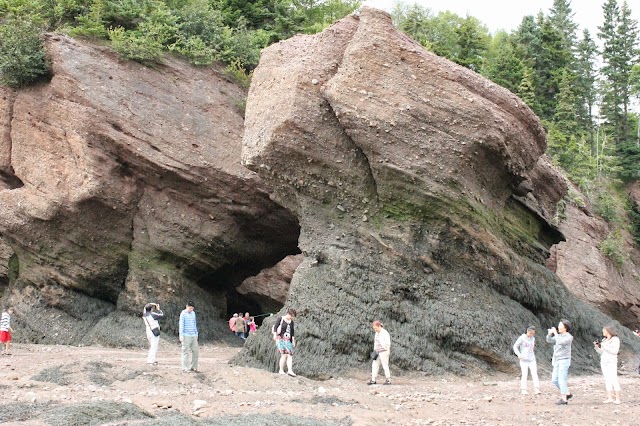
<box><xmin>1</xmin><ymin>0</ymin><xmax>639</xmax><ymax>264</ymax></box>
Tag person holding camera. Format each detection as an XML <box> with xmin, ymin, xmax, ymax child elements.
<box><xmin>368</xmin><ymin>320</ymin><xmax>391</xmax><ymax>385</ymax></box>
<box><xmin>513</xmin><ymin>326</ymin><xmax>541</xmax><ymax>395</ymax></box>
<box><xmin>546</xmin><ymin>319</ymin><xmax>573</xmax><ymax>405</ymax></box>
<box><xmin>142</xmin><ymin>303</ymin><xmax>163</xmax><ymax>365</ymax></box>
<box><xmin>594</xmin><ymin>325</ymin><xmax>621</xmax><ymax>404</ymax></box>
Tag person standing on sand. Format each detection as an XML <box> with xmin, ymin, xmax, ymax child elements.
<box><xmin>229</xmin><ymin>313</ymin><xmax>238</xmax><ymax>333</ymax></box>
<box><xmin>179</xmin><ymin>301</ymin><xmax>199</xmax><ymax>372</ymax></box>
<box><xmin>513</xmin><ymin>326</ymin><xmax>541</xmax><ymax>395</ymax></box>
<box><xmin>594</xmin><ymin>325</ymin><xmax>621</xmax><ymax>404</ymax></box>
<box><xmin>235</xmin><ymin>313</ymin><xmax>247</xmax><ymax>340</ymax></box>
<box><xmin>249</xmin><ymin>317</ymin><xmax>257</xmax><ymax>334</ymax></box>
<box><xmin>272</xmin><ymin>308</ymin><xmax>297</xmax><ymax>376</ymax></box>
<box><xmin>142</xmin><ymin>303</ymin><xmax>163</xmax><ymax>365</ymax></box>
<box><xmin>368</xmin><ymin>320</ymin><xmax>391</xmax><ymax>385</ymax></box>
<box><xmin>547</xmin><ymin>319</ymin><xmax>573</xmax><ymax>405</ymax></box>
<box><xmin>0</xmin><ymin>306</ymin><xmax>14</xmax><ymax>356</ymax></box>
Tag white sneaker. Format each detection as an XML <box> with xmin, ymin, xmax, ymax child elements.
<box><xmin>534</xmin><ymin>389</ymin><xmax>541</xmax><ymax>395</ymax></box>
<box><xmin>521</xmin><ymin>389</ymin><xmax>528</xmax><ymax>395</ymax></box>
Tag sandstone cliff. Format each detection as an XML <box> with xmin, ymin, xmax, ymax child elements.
<box><xmin>236</xmin><ymin>8</ymin><xmax>640</xmax><ymax>377</ymax></box>
<box><xmin>0</xmin><ymin>35</ymin><xmax>299</xmax><ymax>345</ymax></box>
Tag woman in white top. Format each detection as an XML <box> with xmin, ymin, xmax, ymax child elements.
<box><xmin>368</xmin><ymin>320</ymin><xmax>391</xmax><ymax>385</ymax></box>
<box><xmin>143</xmin><ymin>303</ymin><xmax>164</xmax><ymax>365</ymax></box>
<box><xmin>594</xmin><ymin>325</ymin><xmax>621</xmax><ymax>404</ymax></box>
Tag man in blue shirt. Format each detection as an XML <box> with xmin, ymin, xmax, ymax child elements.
<box><xmin>179</xmin><ymin>301</ymin><xmax>199</xmax><ymax>372</ymax></box>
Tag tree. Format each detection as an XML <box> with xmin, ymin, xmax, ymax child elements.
<box><xmin>517</xmin><ymin>66</ymin><xmax>541</xmax><ymax>115</ymax></box>
<box><xmin>481</xmin><ymin>31</ymin><xmax>524</xmax><ymax>94</ymax></box>
<box><xmin>574</xmin><ymin>29</ymin><xmax>598</xmax><ymax>153</ymax></box>
<box><xmin>0</xmin><ymin>18</ymin><xmax>50</xmax><ymax>87</ymax></box>
<box><xmin>548</xmin><ymin>0</ymin><xmax>578</xmax><ymax>54</ymax></box>
<box><xmin>454</xmin><ymin>15</ymin><xmax>489</xmax><ymax>71</ymax></box>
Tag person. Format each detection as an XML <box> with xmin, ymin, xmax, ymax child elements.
<box><xmin>235</xmin><ymin>313</ymin><xmax>247</xmax><ymax>340</ymax></box>
<box><xmin>0</xmin><ymin>307</ymin><xmax>14</xmax><ymax>356</ymax></box>
<box><xmin>272</xmin><ymin>308</ymin><xmax>297</xmax><ymax>376</ymax></box>
<box><xmin>594</xmin><ymin>325</ymin><xmax>621</xmax><ymax>404</ymax></box>
<box><xmin>244</xmin><ymin>312</ymin><xmax>251</xmax><ymax>334</ymax></box>
<box><xmin>513</xmin><ymin>326</ymin><xmax>541</xmax><ymax>395</ymax></box>
<box><xmin>368</xmin><ymin>320</ymin><xmax>391</xmax><ymax>385</ymax></box>
<box><xmin>229</xmin><ymin>313</ymin><xmax>238</xmax><ymax>333</ymax></box>
<box><xmin>249</xmin><ymin>317</ymin><xmax>257</xmax><ymax>334</ymax></box>
<box><xmin>179</xmin><ymin>301</ymin><xmax>199</xmax><ymax>372</ymax></box>
<box><xmin>142</xmin><ymin>303</ymin><xmax>163</xmax><ymax>365</ymax></box>
<box><xmin>546</xmin><ymin>319</ymin><xmax>573</xmax><ymax>405</ymax></box>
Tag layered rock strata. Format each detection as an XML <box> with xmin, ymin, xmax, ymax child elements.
<box><xmin>0</xmin><ymin>35</ymin><xmax>299</xmax><ymax>345</ymax></box>
<box><xmin>236</xmin><ymin>8</ymin><xmax>639</xmax><ymax>377</ymax></box>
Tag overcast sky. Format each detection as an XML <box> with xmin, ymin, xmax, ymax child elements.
<box><xmin>362</xmin><ymin>0</ymin><xmax>640</xmax><ymax>36</ymax></box>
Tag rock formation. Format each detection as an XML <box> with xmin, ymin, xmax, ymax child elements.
<box><xmin>236</xmin><ymin>8</ymin><xmax>640</xmax><ymax>377</ymax></box>
<box><xmin>549</xmin><ymin>182</ymin><xmax>640</xmax><ymax>328</ymax></box>
<box><xmin>235</xmin><ymin>254</ymin><xmax>303</xmax><ymax>315</ymax></box>
<box><xmin>0</xmin><ymin>35</ymin><xmax>299</xmax><ymax>345</ymax></box>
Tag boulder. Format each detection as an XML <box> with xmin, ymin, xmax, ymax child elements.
<box><xmin>236</xmin><ymin>8</ymin><xmax>639</xmax><ymax>377</ymax></box>
<box><xmin>0</xmin><ymin>35</ymin><xmax>299</xmax><ymax>345</ymax></box>
<box><xmin>235</xmin><ymin>254</ymin><xmax>303</xmax><ymax>314</ymax></box>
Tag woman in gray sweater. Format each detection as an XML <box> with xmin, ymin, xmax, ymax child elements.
<box><xmin>546</xmin><ymin>319</ymin><xmax>573</xmax><ymax>405</ymax></box>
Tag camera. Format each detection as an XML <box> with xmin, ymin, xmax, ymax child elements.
<box><xmin>594</xmin><ymin>338</ymin><xmax>601</xmax><ymax>345</ymax></box>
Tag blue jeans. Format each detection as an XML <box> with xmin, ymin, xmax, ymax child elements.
<box><xmin>552</xmin><ymin>360</ymin><xmax>571</xmax><ymax>395</ymax></box>
<box><xmin>236</xmin><ymin>331</ymin><xmax>245</xmax><ymax>340</ymax></box>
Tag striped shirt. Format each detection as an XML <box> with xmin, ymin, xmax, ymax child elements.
<box><xmin>0</xmin><ymin>312</ymin><xmax>10</xmax><ymax>331</ymax></box>
<box><xmin>179</xmin><ymin>310</ymin><xmax>198</xmax><ymax>337</ymax></box>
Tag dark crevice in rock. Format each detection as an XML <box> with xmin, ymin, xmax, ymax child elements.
<box><xmin>325</xmin><ymin>100</ymin><xmax>380</xmax><ymax>205</ymax></box>
<box><xmin>1</xmin><ymin>91</ymin><xmax>24</xmax><ymax>189</ymax></box>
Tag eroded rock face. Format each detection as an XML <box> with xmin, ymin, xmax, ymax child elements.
<box><xmin>0</xmin><ymin>35</ymin><xmax>299</xmax><ymax>345</ymax></box>
<box><xmin>236</xmin><ymin>8</ymin><xmax>639</xmax><ymax>377</ymax></box>
<box><xmin>236</xmin><ymin>254</ymin><xmax>303</xmax><ymax>314</ymax></box>
<box><xmin>549</xmin><ymin>183</ymin><xmax>640</xmax><ymax>328</ymax></box>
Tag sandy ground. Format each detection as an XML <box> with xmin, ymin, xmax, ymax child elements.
<box><xmin>1</xmin><ymin>342</ymin><xmax>640</xmax><ymax>425</ymax></box>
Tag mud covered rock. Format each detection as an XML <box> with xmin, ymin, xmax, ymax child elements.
<box><xmin>236</xmin><ymin>8</ymin><xmax>639</xmax><ymax>377</ymax></box>
<box><xmin>0</xmin><ymin>35</ymin><xmax>299</xmax><ymax>344</ymax></box>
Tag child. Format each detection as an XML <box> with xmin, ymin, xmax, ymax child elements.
<box><xmin>249</xmin><ymin>317</ymin><xmax>257</xmax><ymax>334</ymax></box>
<box><xmin>0</xmin><ymin>307</ymin><xmax>14</xmax><ymax>355</ymax></box>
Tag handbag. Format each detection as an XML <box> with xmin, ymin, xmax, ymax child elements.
<box><xmin>144</xmin><ymin>315</ymin><xmax>160</xmax><ymax>337</ymax></box>
<box><xmin>370</xmin><ymin>350</ymin><xmax>379</xmax><ymax>360</ymax></box>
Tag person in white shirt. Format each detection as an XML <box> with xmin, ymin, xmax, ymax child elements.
<box><xmin>142</xmin><ymin>303</ymin><xmax>163</xmax><ymax>365</ymax></box>
<box><xmin>594</xmin><ymin>325</ymin><xmax>621</xmax><ymax>404</ymax></box>
<box><xmin>0</xmin><ymin>307</ymin><xmax>14</xmax><ymax>355</ymax></box>
<box><xmin>513</xmin><ymin>326</ymin><xmax>541</xmax><ymax>395</ymax></box>
<box><xmin>368</xmin><ymin>320</ymin><xmax>391</xmax><ymax>385</ymax></box>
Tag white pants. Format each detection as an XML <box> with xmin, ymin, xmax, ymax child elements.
<box><xmin>146</xmin><ymin>330</ymin><xmax>160</xmax><ymax>363</ymax></box>
<box><xmin>520</xmin><ymin>359</ymin><xmax>539</xmax><ymax>390</ymax></box>
<box><xmin>372</xmin><ymin>351</ymin><xmax>391</xmax><ymax>381</ymax></box>
<box><xmin>601</xmin><ymin>362</ymin><xmax>620</xmax><ymax>392</ymax></box>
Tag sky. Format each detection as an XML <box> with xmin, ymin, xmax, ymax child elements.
<box><xmin>362</xmin><ymin>0</ymin><xmax>640</xmax><ymax>36</ymax></box>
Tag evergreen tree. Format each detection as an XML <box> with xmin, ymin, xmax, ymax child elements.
<box><xmin>536</xmin><ymin>15</ymin><xmax>571</xmax><ymax>120</ymax></box>
<box><xmin>575</xmin><ymin>29</ymin><xmax>598</xmax><ymax>153</ymax></box>
<box><xmin>454</xmin><ymin>15</ymin><xmax>489</xmax><ymax>71</ymax></box>
<box><xmin>517</xmin><ymin>66</ymin><xmax>541</xmax><ymax>115</ymax></box>
<box><xmin>549</xmin><ymin>0</ymin><xmax>578</xmax><ymax>54</ymax></box>
<box><xmin>481</xmin><ymin>31</ymin><xmax>524</xmax><ymax>94</ymax></box>
<box><xmin>598</xmin><ymin>0</ymin><xmax>625</xmax><ymax>146</ymax></box>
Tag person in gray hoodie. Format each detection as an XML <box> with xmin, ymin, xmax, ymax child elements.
<box><xmin>513</xmin><ymin>326</ymin><xmax>540</xmax><ymax>395</ymax></box>
<box><xmin>546</xmin><ymin>319</ymin><xmax>574</xmax><ymax>405</ymax></box>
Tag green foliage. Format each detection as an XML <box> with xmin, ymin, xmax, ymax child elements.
<box><xmin>0</xmin><ymin>18</ymin><xmax>50</xmax><ymax>87</ymax></box>
<box><xmin>599</xmin><ymin>229</ymin><xmax>626</xmax><ymax>266</ymax></box>
<box><xmin>108</xmin><ymin>26</ymin><xmax>164</xmax><ymax>64</ymax></box>
<box><xmin>630</xmin><ymin>198</ymin><xmax>640</xmax><ymax>245</ymax></box>
<box><xmin>224</xmin><ymin>58</ymin><xmax>252</xmax><ymax>88</ymax></box>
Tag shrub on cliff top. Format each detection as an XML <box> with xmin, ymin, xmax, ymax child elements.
<box><xmin>0</xmin><ymin>18</ymin><xmax>50</xmax><ymax>88</ymax></box>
